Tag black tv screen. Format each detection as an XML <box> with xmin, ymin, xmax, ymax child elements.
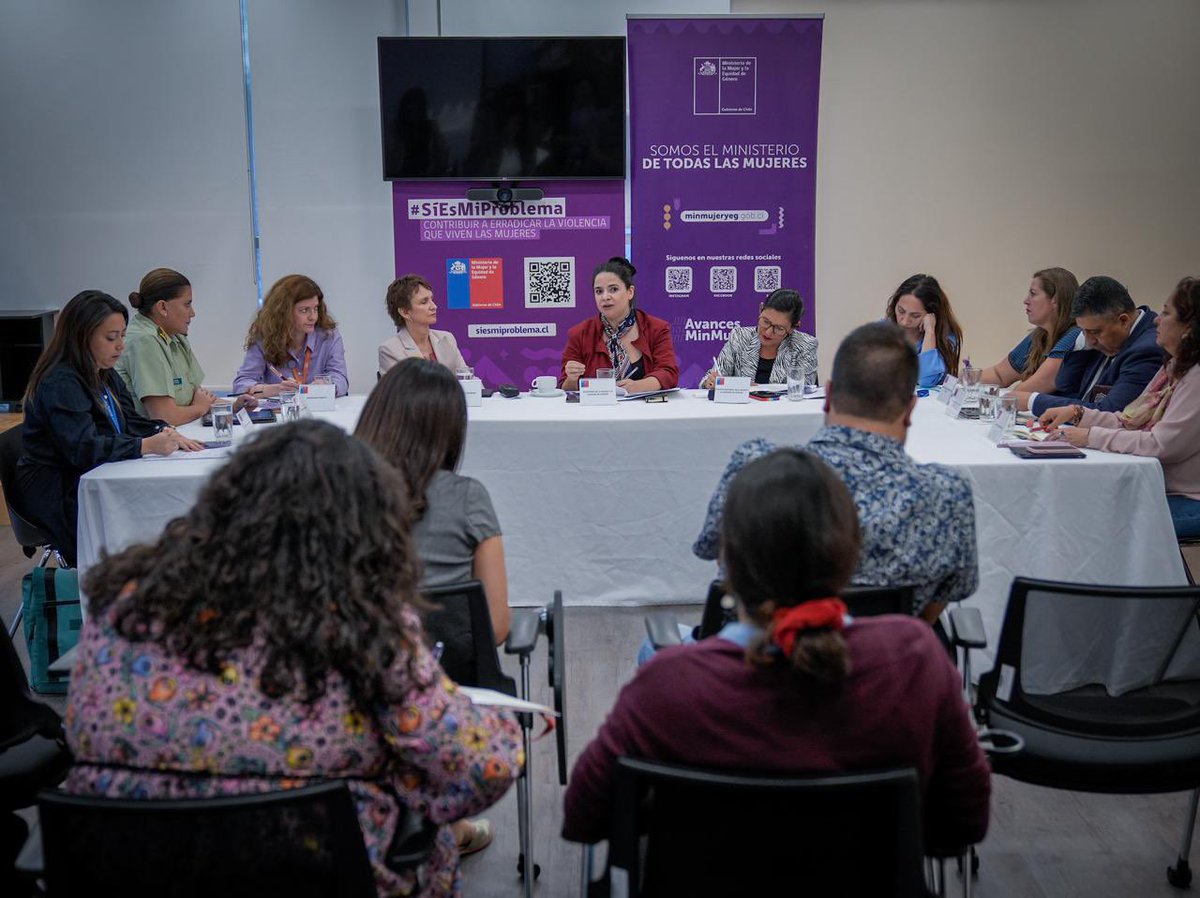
<box><xmin>378</xmin><ymin>36</ymin><xmax>626</xmax><ymax>181</ymax></box>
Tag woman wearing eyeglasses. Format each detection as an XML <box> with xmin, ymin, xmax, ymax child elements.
<box><xmin>700</xmin><ymin>289</ymin><xmax>818</xmax><ymax>388</ymax></box>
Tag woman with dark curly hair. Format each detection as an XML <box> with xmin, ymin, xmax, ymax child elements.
<box><xmin>64</xmin><ymin>421</ymin><xmax>522</xmax><ymax>897</ymax></box>
<box><xmin>232</xmin><ymin>274</ymin><xmax>349</xmax><ymax>397</ymax></box>
<box><xmin>1041</xmin><ymin>277</ymin><xmax>1200</xmax><ymax>538</ymax></box>
<box><xmin>884</xmin><ymin>273</ymin><xmax>964</xmax><ymax>387</ymax></box>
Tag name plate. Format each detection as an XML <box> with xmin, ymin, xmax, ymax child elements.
<box><xmin>713</xmin><ymin>376</ymin><xmax>752</xmax><ymax>404</ymax></box>
<box><xmin>460</xmin><ymin>377</ymin><xmax>483</xmax><ymax>408</ymax></box>
<box><xmin>300</xmin><ymin>382</ymin><xmax>336</xmax><ymax>411</ymax></box>
<box><xmin>235</xmin><ymin>408</ymin><xmax>253</xmax><ymax>427</ymax></box>
<box><xmin>944</xmin><ymin>383</ymin><xmax>967</xmax><ymax>418</ymax></box>
<box><xmin>579</xmin><ymin>377</ymin><xmax>618</xmax><ymax>405</ymax></box>
<box><xmin>938</xmin><ymin>375</ymin><xmax>959</xmax><ymax>403</ymax></box>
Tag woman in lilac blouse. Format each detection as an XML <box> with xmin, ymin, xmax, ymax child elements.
<box><xmin>232</xmin><ymin>274</ymin><xmax>349</xmax><ymax>397</ymax></box>
<box><xmin>65</xmin><ymin>421</ymin><xmax>522</xmax><ymax>897</ymax></box>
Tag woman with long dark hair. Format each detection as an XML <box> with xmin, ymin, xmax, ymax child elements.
<box><xmin>356</xmin><ymin>359</ymin><xmax>510</xmax><ymax>644</ymax></box>
<box><xmin>65</xmin><ymin>421</ymin><xmax>522</xmax><ymax>896</ymax></box>
<box><xmin>560</xmin><ymin>256</ymin><xmax>679</xmax><ymax>394</ymax></box>
<box><xmin>1041</xmin><ymin>277</ymin><xmax>1200</xmax><ymax>539</ymax></box>
<box><xmin>980</xmin><ymin>268</ymin><xmax>1080</xmax><ymax>405</ymax></box>
<box><xmin>16</xmin><ymin>290</ymin><xmax>201</xmax><ymax>565</ymax></box>
<box><xmin>232</xmin><ymin>274</ymin><xmax>349</xmax><ymax>397</ymax></box>
<box><xmin>885</xmin><ymin>273</ymin><xmax>964</xmax><ymax>387</ymax></box>
<box><xmin>563</xmin><ymin>448</ymin><xmax>990</xmax><ymax>852</ymax></box>
<box><xmin>355</xmin><ymin>358</ymin><xmax>511</xmax><ymax>856</ymax></box>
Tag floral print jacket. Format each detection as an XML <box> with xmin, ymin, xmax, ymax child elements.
<box><xmin>65</xmin><ymin>604</ymin><xmax>523</xmax><ymax>897</ymax></box>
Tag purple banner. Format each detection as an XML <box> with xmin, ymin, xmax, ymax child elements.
<box><xmin>391</xmin><ymin>181</ymin><xmax>625</xmax><ymax>386</ymax></box>
<box><xmin>628</xmin><ymin>17</ymin><xmax>823</xmax><ymax>386</ymax></box>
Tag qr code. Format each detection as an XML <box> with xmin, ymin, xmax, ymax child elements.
<box><xmin>524</xmin><ymin>257</ymin><xmax>575</xmax><ymax>308</ymax></box>
<box><xmin>754</xmin><ymin>266</ymin><xmax>781</xmax><ymax>293</ymax></box>
<box><xmin>665</xmin><ymin>266</ymin><xmax>693</xmax><ymax>294</ymax></box>
<box><xmin>710</xmin><ymin>266</ymin><xmax>737</xmax><ymax>294</ymax></box>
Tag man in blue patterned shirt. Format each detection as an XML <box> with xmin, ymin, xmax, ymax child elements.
<box><xmin>694</xmin><ymin>321</ymin><xmax>978</xmax><ymax>620</ymax></box>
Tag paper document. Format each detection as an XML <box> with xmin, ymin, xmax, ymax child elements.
<box><xmin>458</xmin><ymin>686</ymin><xmax>559</xmax><ymax>717</ymax></box>
<box><xmin>139</xmin><ymin>446</ymin><xmax>233</xmax><ymax>461</ymax></box>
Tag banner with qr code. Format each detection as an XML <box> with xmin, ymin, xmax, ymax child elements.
<box><xmin>628</xmin><ymin>16</ymin><xmax>823</xmax><ymax>386</ymax></box>
<box><xmin>391</xmin><ymin>181</ymin><xmax>625</xmax><ymax>385</ymax></box>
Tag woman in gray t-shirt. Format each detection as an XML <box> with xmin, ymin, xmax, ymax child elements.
<box><xmin>355</xmin><ymin>358</ymin><xmax>510</xmax><ymax>644</ymax></box>
<box><xmin>355</xmin><ymin>357</ymin><xmax>510</xmax><ymax>857</ymax></box>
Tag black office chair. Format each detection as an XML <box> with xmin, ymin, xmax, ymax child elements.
<box><xmin>422</xmin><ymin>581</ymin><xmax>568</xmax><ymax>898</ymax></box>
<box><xmin>975</xmin><ymin>577</ymin><xmax>1200</xmax><ymax>889</ymax></box>
<box><xmin>1181</xmin><ymin>535</ymin><xmax>1199</xmax><ymax>586</ymax></box>
<box><xmin>582</xmin><ymin>759</ymin><xmax>929</xmax><ymax>898</ymax></box>
<box><xmin>1</xmin><ymin>611</ymin><xmax>69</xmax><ymax>897</ymax></box>
<box><xmin>645</xmin><ymin>580</ymin><xmax>918</xmax><ymax>650</ymax></box>
<box><xmin>423</xmin><ymin>579</ymin><xmax>516</xmax><ymax>695</ymax></box>
<box><xmin>0</xmin><ymin>425</ymin><xmax>68</xmax><ymax>637</ymax></box>
<box><xmin>27</xmin><ymin>781</ymin><xmax>424</xmax><ymax>897</ymax></box>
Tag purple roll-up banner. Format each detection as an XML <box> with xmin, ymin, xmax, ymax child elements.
<box><xmin>390</xmin><ymin>181</ymin><xmax>626</xmax><ymax>386</ymax></box>
<box><xmin>627</xmin><ymin>16</ymin><xmax>823</xmax><ymax>387</ymax></box>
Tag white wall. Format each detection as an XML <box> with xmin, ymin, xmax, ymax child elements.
<box><xmin>0</xmin><ymin>1</ymin><xmax>254</xmax><ymax>387</ymax></box>
<box><xmin>737</xmin><ymin>0</ymin><xmax>1200</xmax><ymax>373</ymax></box>
<box><xmin>3</xmin><ymin>0</ymin><xmax>1197</xmax><ymax>386</ymax></box>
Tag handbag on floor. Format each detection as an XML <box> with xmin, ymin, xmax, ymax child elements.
<box><xmin>22</xmin><ymin>567</ymin><xmax>82</xmax><ymax>694</ymax></box>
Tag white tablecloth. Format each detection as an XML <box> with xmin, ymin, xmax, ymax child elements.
<box><xmin>77</xmin><ymin>391</ymin><xmax>1189</xmax><ymax>692</ymax></box>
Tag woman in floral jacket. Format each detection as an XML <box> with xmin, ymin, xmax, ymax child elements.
<box><xmin>65</xmin><ymin>421</ymin><xmax>522</xmax><ymax>897</ymax></box>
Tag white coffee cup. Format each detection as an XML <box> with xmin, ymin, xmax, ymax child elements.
<box><xmin>531</xmin><ymin>375</ymin><xmax>557</xmax><ymax>395</ymax></box>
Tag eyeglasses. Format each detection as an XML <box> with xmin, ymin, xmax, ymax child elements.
<box><xmin>758</xmin><ymin>317</ymin><xmax>790</xmax><ymax>337</ymax></box>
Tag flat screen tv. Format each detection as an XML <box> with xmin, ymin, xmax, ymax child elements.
<box><xmin>378</xmin><ymin>36</ymin><xmax>626</xmax><ymax>181</ymax></box>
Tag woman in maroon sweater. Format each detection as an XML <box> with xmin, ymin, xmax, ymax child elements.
<box><xmin>560</xmin><ymin>256</ymin><xmax>679</xmax><ymax>394</ymax></box>
<box><xmin>562</xmin><ymin>449</ymin><xmax>990</xmax><ymax>853</ymax></box>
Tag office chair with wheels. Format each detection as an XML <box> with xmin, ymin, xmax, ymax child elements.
<box><xmin>581</xmin><ymin>759</ymin><xmax>930</xmax><ymax>898</ymax></box>
<box><xmin>975</xmin><ymin>577</ymin><xmax>1200</xmax><ymax>889</ymax></box>
<box><xmin>0</xmin><ymin>425</ymin><xmax>69</xmax><ymax>638</ymax></box>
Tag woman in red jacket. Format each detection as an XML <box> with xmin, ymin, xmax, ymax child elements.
<box><xmin>560</xmin><ymin>256</ymin><xmax>679</xmax><ymax>394</ymax></box>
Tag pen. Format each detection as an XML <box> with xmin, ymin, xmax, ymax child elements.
<box><xmin>267</xmin><ymin>364</ymin><xmax>285</xmax><ymax>380</ymax></box>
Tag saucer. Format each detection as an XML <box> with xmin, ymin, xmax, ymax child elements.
<box><xmin>530</xmin><ymin>389</ymin><xmax>565</xmax><ymax>398</ymax></box>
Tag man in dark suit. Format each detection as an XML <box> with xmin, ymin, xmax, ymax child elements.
<box><xmin>1029</xmin><ymin>275</ymin><xmax>1164</xmax><ymax>415</ymax></box>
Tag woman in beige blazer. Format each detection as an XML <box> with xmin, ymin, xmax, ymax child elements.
<box><xmin>378</xmin><ymin>274</ymin><xmax>468</xmax><ymax>377</ymax></box>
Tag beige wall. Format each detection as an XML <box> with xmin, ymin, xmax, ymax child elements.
<box><xmin>736</xmin><ymin>0</ymin><xmax>1200</xmax><ymax>377</ymax></box>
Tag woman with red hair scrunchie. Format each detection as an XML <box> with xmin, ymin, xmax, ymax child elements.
<box><xmin>563</xmin><ymin>448</ymin><xmax>991</xmax><ymax>859</ymax></box>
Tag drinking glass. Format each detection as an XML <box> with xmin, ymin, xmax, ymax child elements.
<box><xmin>999</xmin><ymin>394</ymin><xmax>1018</xmax><ymax>433</ymax></box>
<box><xmin>210</xmin><ymin>400</ymin><xmax>234</xmax><ymax>445</ymax></box>
<box><xmin>978</xmin><ymin>385</ymin><xmax>1000</xmax><ymax>421</ymax></box>
<box><xmin>279</xmin><ymin>390</ymin><xmax>300</xmax><ymax>423</ymax></box>
<box><xmin>596</xmin><ymin>367</ymin><xmax>615</xmax><ymax>381</ymax></box>
<box><xmin>787</xmin><ymin>376</ymin><xmax>806</xmax><ymax>401</ymax></box>
<box><xmin>960</xmin><ymin>365</ymin><xmax>982</xmax><ymax>409</ymax></box>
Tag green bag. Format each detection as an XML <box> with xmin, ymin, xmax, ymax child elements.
<box><xmin>21</xmin><ymin>567</ymin><xmax>83</xmax><ymax>694</ymax></box>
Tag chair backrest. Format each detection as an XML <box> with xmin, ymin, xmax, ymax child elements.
<box><xmin>696</xmin><ymin>581</ymin><xmax>917</xmax><ymax>641</ymax></box>
<box><xmin>842</xmin><ymin>584</ymin><xmax>917</xmax><ymax>618</ymax></box>
<box><xmin>609</xmin><ymin>758</ymin><xmax>927</xmax><ymax>898</ymax></box>
<box><xmin>422</xmin><ymin>579</ymin><xmax>516</xmax><ymax>695</ymax></box>
<box><xmin>38</xmin><ymin>781</ymin><xmax>378</xmax><ymax>897</ymax></box>
<box><xmin>979</xmin><ymin>577</ymin><xmax>1200</xmax><ymax>738</ymax></box>
<box><xmin>0</xmin><ymin>423</ymin><xmax>54</xmax><ymax>550</ymax></box>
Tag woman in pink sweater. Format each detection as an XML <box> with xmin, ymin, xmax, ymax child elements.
<box><xmin>1041</xmin><ymin>276</ymin><xmax>1200</xmax><ymax>538</ymax></box>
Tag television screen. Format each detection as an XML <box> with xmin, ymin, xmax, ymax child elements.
<box><xmin>378</xmin><ymin>36</ymin><xmax>626</xmax><ymax>181</ymax></box>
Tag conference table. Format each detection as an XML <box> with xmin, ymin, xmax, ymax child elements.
<box><xmin>76</xmin><ymin>389</ymin><xmax>1190</xmax><ymax>692</ymax></box>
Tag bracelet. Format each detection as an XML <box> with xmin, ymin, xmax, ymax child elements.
<box><xmin>1070</xmin><ymin>404</ymin><xmax>1084</xmax><ymax>425</ymax></box>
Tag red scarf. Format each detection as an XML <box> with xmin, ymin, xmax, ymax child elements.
<box><xmin>771</xmin><ymin>598</ymin><xmax>848</xmax><ymax>656</ymax></box>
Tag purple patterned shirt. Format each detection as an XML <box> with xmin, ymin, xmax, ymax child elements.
<box><xmin>65</xmin><ymin>604</ymin><xmax>522</xmax><ymax>897</ymax></box>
